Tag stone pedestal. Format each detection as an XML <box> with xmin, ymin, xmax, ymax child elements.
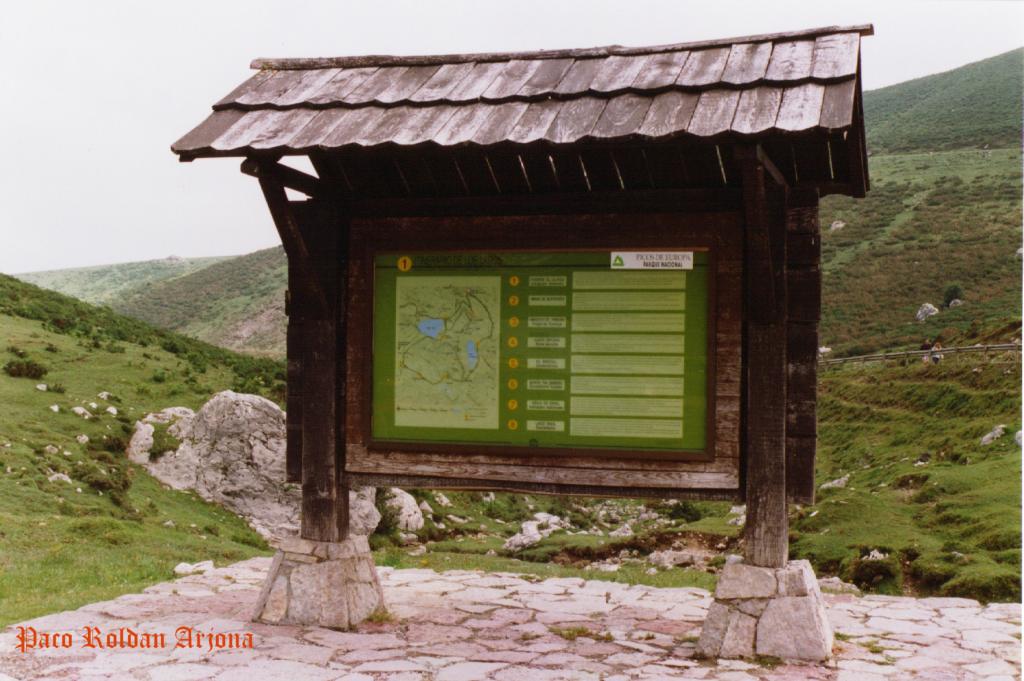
<box><xmin>252</xmin><ymin>535</ymin><xmax>385</xmax><ymax>629</ymax></box>
<box><xmin>697</xmin><ymin>559</ymin><xmax>833</xmax><ymax>661</ymax></box>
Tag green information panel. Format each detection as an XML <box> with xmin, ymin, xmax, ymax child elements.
<box><xmin>371</xmin><ymin>251</ymin><xmax>709</xmax><ymax>453</ymax></box>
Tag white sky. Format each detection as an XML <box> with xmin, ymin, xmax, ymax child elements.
<box><xmin>1</xmin><ymin>0</ymin><xmax>1021</xmax><ymax>273</ymax></box>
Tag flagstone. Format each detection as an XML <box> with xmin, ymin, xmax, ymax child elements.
<box><xmin>215</xmin><ymin>659</ymin><xmax>343</xmax><ymax>681</ymax></box>
<box><xmin>435</xmin><ymin>661</ymin><xmax>507</xmax><ymax>680</ymax></box>
<box><xmin>352</xmin><ymin>658</ymin><xmax>427</xmax><ymax>673</ymax></box>
<box><xmin>468</xmin><ymin>650</ymin><xmax>538</xmax><ymax>664</ymax></box>
<box><xmin>405</xmin><ymin>623</ymin><xmax>474</xmax><ymax>644</ymax></box>
<box><xmin>145</xmin><ymin>662</ymin><xmax>222</xmax><ymax>680</ymax></box>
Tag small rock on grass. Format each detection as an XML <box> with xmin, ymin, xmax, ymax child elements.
<box><xmin>980</xmin><ymin>424</ymin><xmax>1006</xmax><ymax>446</ymax></box>
<box><xmin>818</xmin><ymin>576</ymin><xmax>861</xmax><ymax>595</ymax></box>
<box><xmin>819</xmin><ymin>474</ymin><xmax>849</xmax><ymax>490</ymax></box>
<box><xmin>609</xmin><ymin>523</ymin><xmax>633</xmax><ymax>538</ymax></box>
<box><xmin>174</xmin><ymin>560</ymin><xmax>214</xmax><ymax>576</ymax></box>
<box><xmin>916</xmin><ymin>302</ymin><xmax>938</xmax><ymax>322</ymax></box>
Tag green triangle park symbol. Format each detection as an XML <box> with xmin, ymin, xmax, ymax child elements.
<box><xmin>612</xmin><ymin>255</ymin><xmax>625</xmax><ymax>267</ymax></box>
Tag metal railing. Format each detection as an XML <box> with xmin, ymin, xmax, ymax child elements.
<box><xmin>819</xmin><ymin>343</ymin><xmax>1021</xmax><ymax>367</ymax></box>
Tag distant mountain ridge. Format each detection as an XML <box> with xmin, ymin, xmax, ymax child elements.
<box><xmin>13</xmin><ymin>47</ymin><xmax>1024</xmax><ymax>358</ymax></box>
<box><xmin>114</xmin><ymin>246</ymin><xmax>287</xmax><ymax>357</ymax></box>
<box><xmin>16</xmin><ymin>255</ymin><xmax>231</xmax><ymax>307</ymax></box>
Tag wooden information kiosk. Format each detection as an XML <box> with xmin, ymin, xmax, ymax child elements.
<box><xmin>173</xmin><ymin>23</ymin><xmax>871</xmax><ymax>658</ymax></box>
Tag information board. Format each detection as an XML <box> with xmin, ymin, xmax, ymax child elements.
<box><xmin>371</xmin><ymin>251</ymin><xmax>709</xmax><ymax>454</ymax></box>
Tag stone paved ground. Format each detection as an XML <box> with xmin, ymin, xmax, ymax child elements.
<box><xmin>0</xmin><ymin>557</ymin><xmax>1019</xmax><ymax>680</ymax></box>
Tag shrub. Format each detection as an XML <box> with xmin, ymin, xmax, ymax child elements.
<box><xmin>149</xmin><ymin>423</ymin><xmax>181</xmax><ymax>461</ymax></box>
<box><xmin>6</xmin><ymin>345</ymin><xmax>27</xmax><ymax>358</ymax></box>
<box><xmin>374</xmin><ymin>489</ymin><xmax>400</xmax><ymax>538</ymax></box>
<box><xmin>160</xmin><ymin>338</ymin><xmax>185</xmax><ymax>355</ymax></box>
<box><xmin>666</xmin><ymin>501</ymin><xmax>703</xmax><ymax>523</ymax></box>
<box><xmin>79</xmin><ymin>461</ymin><xmax>132</xmax><ymax>507</ymax></box>
<box><xmin>844</xmin><ymin>548</ymin><xmax>901</xmax><ymax>591</ymax></box>
<box><xmin>3</xmin><ymin>358</ymin><xmax>48</xmax><ymax>379</ymax></box>
<box><xmin>943</xmin><ymin>284</ymin><xmax>964</xmax><ymax>307</ymax></box>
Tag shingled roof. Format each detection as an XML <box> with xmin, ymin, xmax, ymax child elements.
<box><xmin>173</xmin><ymin>24</ymin><xmax>872</xmax><ymax>161</ymax></box>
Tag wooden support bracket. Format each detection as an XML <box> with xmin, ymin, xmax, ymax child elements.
<box><xmin>755</xmin><ymin>145</ymin><xmax>789</xmax><ymax>190</ymax></box>
<box><xmin>252</xmin><ymin>161</ymin><xmax>329</xmax><ymax>316</ymax></box>
<box><xmin>241</xmin><ymin>158</ymin><xmax>324</xmax><ymax>198</ymax></box>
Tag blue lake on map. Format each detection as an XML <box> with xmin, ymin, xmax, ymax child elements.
<box><xmin>417</xmin><ymin>318</ymin><xmax>444</xmax><ymax>338</ymax></box>
<box><xmin>466</xmin><ymin>340</ymin><xmax>479</xmax><ymax>369</ymax></box>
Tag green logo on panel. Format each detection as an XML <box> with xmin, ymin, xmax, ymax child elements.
<box><xmin>611</xmin><ymin>255</ymin><xmax>625</xmax><ymax>268</ymax></box>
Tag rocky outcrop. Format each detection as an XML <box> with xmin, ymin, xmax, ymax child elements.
<box><xmin>127</xmin><ymin>391</ymin><xmax>381</xmax><ymax>540</ymax></box>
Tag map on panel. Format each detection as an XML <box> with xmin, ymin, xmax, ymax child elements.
<box><xmin>372</xmin><ymin>251</ymin><xmax>709</xmax><ymax>453</ymax></box>
<box><xmin>394</xmin><ymin>276</ymin><xmax>501</xmax><ymax>429</ymax></box>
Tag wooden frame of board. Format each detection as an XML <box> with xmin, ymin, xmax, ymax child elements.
<box><xmin>342</xmin><ymin>211</ymin><xmax>743</xmax><ymax>499</ymax></box>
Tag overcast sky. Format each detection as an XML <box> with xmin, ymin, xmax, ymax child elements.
<box><xmin>1</xmin><ymin>0</ymin><xmax>1021</xmax><ymax>274</ymax></box>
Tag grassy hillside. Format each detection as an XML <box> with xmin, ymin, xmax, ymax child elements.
<box><xmin>115</xmin><ymin>246</ymin><xmax>286</xmax><ymax>357</ymax></box>
<box><xmin>820</xmin><ymin>147</ymin><xmax>1022</xmax><ymax>356</ymax></box>
<box><xmin>864</xmin><ymin>48</ymin><xmax>1023</xmax><ymax>154</ymax></box>
<box><xmin>16</xmin><ymin>255</ymin><xmax>230</xmax><ymax>306</ymax></box>
<box><xmin>797</xmin><ymin>358</ymin><xmax>1020</xmax><ymax>601</ymax></box>
<box><xmin>0</xmin><ymin>274</ymin><xmax>287</xmax><ymax>625</ymax></box>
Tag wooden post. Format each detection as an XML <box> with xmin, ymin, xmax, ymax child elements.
<box><xmin>785</xmin><ymin>188</ymin><xmax>821</xmax><ymax>504</ymax></box>
<box><xmin>738</xmin><ymin>147</ymin><xmax>789</xmax><ymax>568</ymax></box>
<box><xmin>256</xmin><ymin>164</ymin><xmax>348</xmax><ymax>542</ymax></box>
<box><xmin>284</xmin><ymin>300</ymin><xmax>303</xmax><ymax>484</ymax></box>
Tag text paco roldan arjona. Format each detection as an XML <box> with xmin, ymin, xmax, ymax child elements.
<box><xmin>15</xmin><ymin>625</ymin><xmax>255</xmax><ymax>653</ymax></box>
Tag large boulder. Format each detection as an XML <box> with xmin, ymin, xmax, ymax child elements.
<box><xmin>128</xmin><ymin>391</ymin><xmax>381</xmax><ymax>540</ymax></box>
<box><xmin>385</xmin><ymin>488</ymin><xmax>424</xmax><ymax>531</ymax></box>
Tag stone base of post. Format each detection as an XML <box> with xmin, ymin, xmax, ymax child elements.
<box><xmin>697</xmin><ymin>558</ymin><xmax>833</xmax><ymax>661</ymax></box>
<box><xmin>252</xmin><ymin>535</ymin><xmax>385</xmax><ymax>630</ymax></box>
